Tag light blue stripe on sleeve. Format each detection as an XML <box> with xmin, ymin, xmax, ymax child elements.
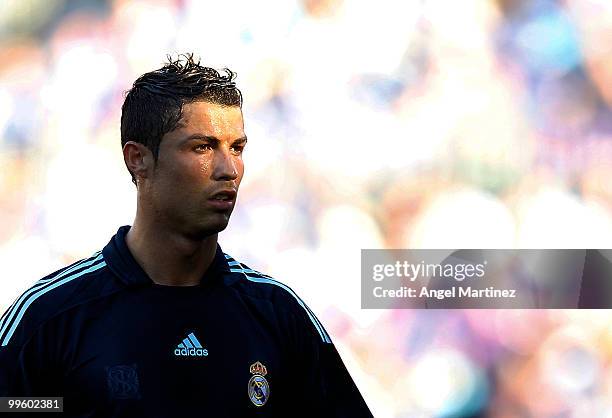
<box><xmin>37</xmin><ymin>251</ymin><xmax>102</xmax><ymax>284</ymax></box>
<box><xmin>224</xmin><ymin>253</ymin><xmax>332</xmax><ymax>344</ymax></box>
<box><xmin>0</xmin><ymin>252</ymin><xmax>103</xmax><ymax>336</ymax></box>
<box><xmin>232</xmin><ymin>270</ymin><xmax>331</xmax><ymax>344</ymax></box>
<box><xmin>1</xmin><ymin>261</ymin><xmax>107</xmax><ymax>346</ymax></box>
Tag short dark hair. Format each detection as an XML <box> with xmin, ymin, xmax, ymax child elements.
<box><xmin>120</xmin><ymin>53</ymin><xmax>243</xmax><ymax>185</ymax></box>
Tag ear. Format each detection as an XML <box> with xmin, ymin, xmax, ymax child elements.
<box><xmin>123</xmin><ymin>141</ymin><xmax>154</xmax><ymax>183</ymax></box>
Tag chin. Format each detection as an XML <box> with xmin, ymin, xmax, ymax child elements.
<box><xmin>187</xmin><ymin>218</ymin><xmax>230</xmax><ymax>240</ymax></box>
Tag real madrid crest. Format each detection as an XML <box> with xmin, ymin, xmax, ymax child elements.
<box><xmin>248</xmin><ymin>361</ymin><xmax>270</xmax><ymax>407</ymax></box>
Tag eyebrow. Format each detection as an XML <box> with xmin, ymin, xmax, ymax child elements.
<box><xmin>182</xmin><ymin>134</ymin><xmax>248</xmax><ymax>144</ymax></box>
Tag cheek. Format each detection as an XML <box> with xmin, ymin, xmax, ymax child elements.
<box><xmin>178</xmin><ymin>156</ymin><xmax>210</xmax><ymax>181</ymax></box>
<box><xmin>197</xmin><ymin>159</ymin><xmax>210</xmax><ymax>177</ymax></box>
<box><xmin>156</xmin><ymin>157</ymin><xmax>209</xmax><ymax>190</ymax></box>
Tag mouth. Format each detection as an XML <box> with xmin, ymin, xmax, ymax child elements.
<box><xmin>207</xmin><ymin>189</ymin><xmax>237</xmax><ymax>210</ymax></box>
<box><xmin>209</xmin><ymin>189</ymin><xmax>237</xmax><ymax>201</ymax></box>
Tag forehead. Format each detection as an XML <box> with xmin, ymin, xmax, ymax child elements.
<box><xmin>174</xmin><ymin>101</ymin><xmax>244</xmax><ymax>136</ymax></box>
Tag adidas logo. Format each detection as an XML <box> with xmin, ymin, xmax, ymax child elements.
<box><xmin>173</xmin><ymin>332</ymin><xmax>209</xmax><ymax>357</ymax></box>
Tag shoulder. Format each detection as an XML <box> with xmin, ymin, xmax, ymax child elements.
<box><xmin>222</xmin><ymin>251</ymin><xmax>332</xmax><ymax>344</ymax></box>
<box><xmin>0</xmin><ymin>250</ymin><xmax>112</xmax><ymax>348</ymax></box>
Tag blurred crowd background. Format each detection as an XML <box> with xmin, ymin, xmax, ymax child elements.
<box><xmin>1</xmin><ymin>0</ymin><xmax>611</xmax><ymax>416</ymax></box>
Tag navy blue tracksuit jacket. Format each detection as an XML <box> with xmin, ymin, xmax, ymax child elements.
<box><xmin>0</xmin><ymin>225</ymin><xmax>372</xmax><ymax>417</ymax></box>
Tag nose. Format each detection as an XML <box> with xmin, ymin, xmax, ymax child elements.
<box><xmin>212</xmin><ymin>147</ymin><xmax>238</xmax><ymax>181</ymax></box>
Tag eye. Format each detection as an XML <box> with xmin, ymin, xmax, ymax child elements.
<box><xmin>231</xmin><ymin>144</ymin><xmax>245</xmax><ymax>155</ymax></box>
<box><xmin>194</xmin><ymin>144</ymin><xmax>212</xmax><ymax>152</ymax></box>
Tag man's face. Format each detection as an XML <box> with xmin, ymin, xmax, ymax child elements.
<box><xmin>144</xmin><ymin>101</ymin><xmax>246</xmax><ymax>239</ymax></box>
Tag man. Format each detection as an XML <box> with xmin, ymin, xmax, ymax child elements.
<box><xmin>0</xmin><ymin>54</ymin><xmax>373</xmax><ymax>417</ymax></box>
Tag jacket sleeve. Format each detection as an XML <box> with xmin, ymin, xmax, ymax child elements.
<box><xmin>0</xmin><ymin>342</ymin><xmax>38</xmax><ymax>396</ymax></box>
<box><xmin>0</xmin><ymin>306</ymin><xmax>48</xmax><ymax>397</ymax></box>
<box><xmin>284</xmin><ymin>300</ymin><xmax>373</xmax><ymax>418</ymax></box>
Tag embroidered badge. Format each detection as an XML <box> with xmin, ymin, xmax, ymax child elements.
<box><xmin>106</xmin><ymin>364</ymin><xmax>141</xmax><ymax>400</ymax></box>
<box><xmin>248</xmin><ymin>361</ymin><xmax>270</xmax><ymax>407</ymax></box>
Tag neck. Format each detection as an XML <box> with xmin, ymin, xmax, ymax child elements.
<box><xmin>126</xmin><ymin>217</ymin><xmax>218</xmax><ymax>287</ymax></box>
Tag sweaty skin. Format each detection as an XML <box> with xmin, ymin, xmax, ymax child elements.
<box><xmin>122</xmin><ymin>101</ymin><xmax>247</xmax><ymax>286</ymax></box>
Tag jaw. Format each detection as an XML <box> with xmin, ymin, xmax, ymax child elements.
<box><xmin>182</xmin><ymin>209</ymin><xmax>235</xmax><ymax>240</ymax></box>
<box><xmin>137</xmin><ymin>184</ymin><xmax>239</xmax><ymax>239</ymax></box>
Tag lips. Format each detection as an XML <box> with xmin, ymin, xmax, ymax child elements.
<box><xmin>207</xmin><ymin>189</ymin><xmax>237</xmax><ymax>210</ymax></box>
<box><xmin>209</xmin><ymin>189</ymin><xmax>237</xmax><ymax>201</ymax></box>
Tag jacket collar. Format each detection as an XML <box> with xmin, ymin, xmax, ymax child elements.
<box><xmin>102</xmin><ymin>225</ymin><xmax>230</xmax><ymax>288</ymax></box>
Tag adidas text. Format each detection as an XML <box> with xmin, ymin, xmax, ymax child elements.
<box><xmin>174</xmin><ymin>347</ymin><xmax>209</xmax><ymax>357</ymax></box>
